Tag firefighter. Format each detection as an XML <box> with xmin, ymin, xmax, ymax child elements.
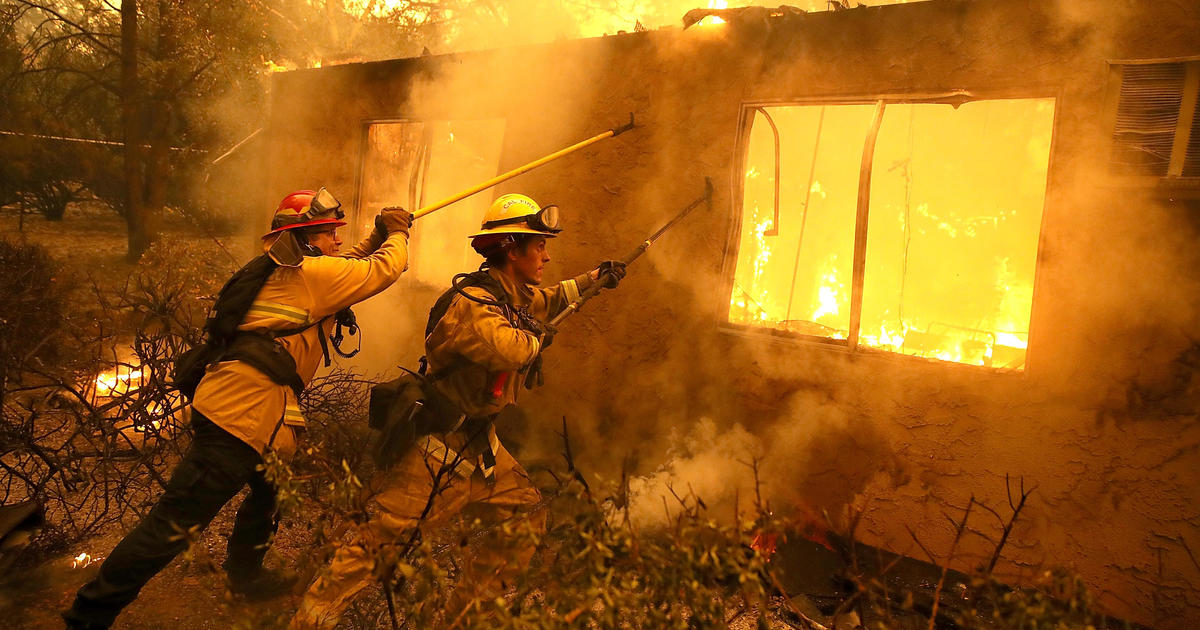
<box><xmin>289</xmin><ymin>193</ymin><xmax>626</xmax><ymax>629</ymax></box>
<box><xmin>63</xmin><ymin>190</ymin><xmax>414</xmax><ymax>630</ymax></box>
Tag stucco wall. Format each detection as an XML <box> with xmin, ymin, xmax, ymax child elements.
<box><xmin>265</xmin><ymin>1</ymin><xmax>1200</xmax><ymax>625</ymax></box>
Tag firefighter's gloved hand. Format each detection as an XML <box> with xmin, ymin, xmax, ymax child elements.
<box><xmin>537</xmin><ymin>322</ymin><xmax>558</xmax><ymax>351</ymax></box>
<box><xmin>595</xmin><ymin>260</ymin><xmax>627</xmax><ymax>289</ymax></box>
<box><xmin>377</xmin><ymin>206</ymin><xmax>414</xmax><ymax>237</ymax></box>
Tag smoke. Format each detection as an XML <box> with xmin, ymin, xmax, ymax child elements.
<box><xmin>241</xmin><ymin>1</ymin><xmax>1200</xmax><ymax>625</ymax></box>
<box><xmin>622</xmin><ymin>418</ymin><xmax>763</xmax><ymax>525</ymax></box>
<box><xmin>620</xmin><ymin>392</ymin><xmax>910</xmax><ymax>530</ymax></box>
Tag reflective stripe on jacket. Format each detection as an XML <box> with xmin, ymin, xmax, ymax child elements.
<box><xmin>192</xmin><ymin>229</ymin><xmax>406</xmax><ymax>455</ymax></box>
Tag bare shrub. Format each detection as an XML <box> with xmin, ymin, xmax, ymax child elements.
<box><xmin>0</xmin><ymin>239</ymin><xmax>222</xmax><ymax>545</ymax></box>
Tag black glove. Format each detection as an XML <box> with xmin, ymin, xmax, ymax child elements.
<box><xmin>523</xmin><ymin>321</ymin><xmax>556</xmax><ymax>390</ymax></box>
<box><xmin>538</xmin><ymin>321</ymin><xmax>558</xmax><ymax>351</ymax></box>
<box><xmin>596</xmin><ymin>260</ymin><xmax>627</xmax><ymax>289</ymax></box>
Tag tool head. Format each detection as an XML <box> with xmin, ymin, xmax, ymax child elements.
<box><xmin>611</xmin><ymin>112</ymin><xmax>636</xmax><ymax>137</ymax></box>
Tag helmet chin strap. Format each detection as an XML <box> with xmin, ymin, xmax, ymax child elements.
<box><xmin>301</xmin><ymin>240</ymin><xmax>323</xmax><ymax>257</ymax></box>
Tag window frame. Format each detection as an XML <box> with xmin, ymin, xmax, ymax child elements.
<box><xmin>350</xmin><ymin>116</ymin><xmax>511</xmax><ymax>242</ymax></box>
<box><xmin>719</xmin><ymin>89</ymin><xmax>1063</xmax><ymax>374</ymax></box>
<box><xmin>1102</xmin><ymin>56</ymin><xmax>1200</xmax><ymax>195</ymax></box>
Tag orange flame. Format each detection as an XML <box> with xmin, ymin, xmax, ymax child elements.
<box><xmin>71</xmin><ymin>552</ymin><xmax>101</xmax><ymax>569</ymax></box>
<box><xmin>730</xmin><ymin>99</ymin><xmax>1052</xmax><ymax>370</ymax></box>
<box><xmin>95</xmin><ymin>367</ymin><xmax>143</xmax><ymax>397</ymax></box>
<box><xmin>751</xmin><ymin>530</ymin><xmax>778</xmax><ymax>560</ymax></box>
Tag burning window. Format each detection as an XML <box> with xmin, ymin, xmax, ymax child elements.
<box><xmin>358</xmin><ymin>119</ymin><xmax>506</xmax><ymax>284</ymax></box>
<box><xmin>729</xmin><ymin>98</ymin><xmax>1055</xmax><ymax>369</ymax></box>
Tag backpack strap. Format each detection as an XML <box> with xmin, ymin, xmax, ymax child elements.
<box><xmin>420</xmin><ymin>269</ymin><xmax>511</xmax><ymax>383</ymax></box>
<box><xmin>424</xmin><ymin>268</ymin><xmax>509</xmax><ymax>338</ymax></box>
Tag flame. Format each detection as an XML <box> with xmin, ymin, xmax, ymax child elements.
<box><xmin>95</xmin><ymin>367</ymin><xmax>143</xmax><ymax>397</ymax></box>
<box><xmin>264</xmin><ymin>59</ymin><xmax>292</xmax><ymax>73</ymax></box>
<box><xmin>700</xmin><ymin>1</ymin><xmax>729</xmax><ymax>26</ymax></box>
<box><xmin>264</xmin><ymin>58</ymin><xmax>323</xmax><ymax>73</ymax></box>
<box><xmin>810</xmin><ymin>180</ymin><xmax>826</xmax><ymax>198</ymax></box>
<box><xmin>343</xmin><ymin>0</ymin><xmax>434</xmax><ymax>19</ymax></box>
<box><xmin>72</xmin><ymin>552</ymin><xmax>101</xmax><ymax>569</ymax></box>
<box><xmin>810</xmin><ymin>260</ymin><xmax>843</xmax><ymax>324</ymax></box>
<box><xmin>729</xmin><ymin>99</ymin><xmax>1052</xmax><ymax>370</ymax></box>
<box><xmin>995</xmin><ymin>331</ymin><xmax>1027</xmax><ymax>349</ymax></box>
<box><xmin>730</xmin><ymin>212</ymin><xmax>781</xmax><ymax>324</ymax></box>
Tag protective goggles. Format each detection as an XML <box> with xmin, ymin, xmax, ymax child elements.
<box><xmin>481</xmin><ymin>204</ymin><xmax>562</xmax><ymax>234</ymax></box>
<box><xmin>300</xmin><ymin>187</ymin><xmax>344</xmax><ymax>222</ymax></box>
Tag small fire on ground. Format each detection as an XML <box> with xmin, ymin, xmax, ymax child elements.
<box><xmin>92</xmin><ymin>357</ymin><xmax>185</xmax><ymax>440</ymax></box>
<box><xmin>71</xmin><ymin>552</ymin><xmax>102</xmax><ymax>569</ymax></box>
<box><xmin>94</xmin><ymin>365</ymin><xmax>144</xmax><ymax>398</ymax></box>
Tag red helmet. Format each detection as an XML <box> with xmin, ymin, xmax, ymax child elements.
<box><xmin>261</xmin><ymin>188</ymin><xmax>346</xmax><ymax>238</ymax></box>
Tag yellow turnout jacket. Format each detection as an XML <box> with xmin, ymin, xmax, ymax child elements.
<box><xmin>424</xmin><ymin>267</ymin><xmax>593</xmax><ymax>420</ymax></box>
<box><xmin>193</xmin><ymin>230</ymin><xmax>407</xmax><ymax>455</ymax></box>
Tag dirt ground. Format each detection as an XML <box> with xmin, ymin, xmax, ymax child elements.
<box><xmin>2</xmin><ymin>506</ymin><xmax>311</xmax><ymax>629</ymax></box>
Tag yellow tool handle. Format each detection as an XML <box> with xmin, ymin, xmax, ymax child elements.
<box><xmin>412</xmin><ymin>113</ymin><xmax>635</xmax><ymax>220</ymax></box>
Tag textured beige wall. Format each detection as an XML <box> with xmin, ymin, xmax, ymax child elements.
<box><xmin>266</xmin><ymin>1</ymin><xmax>1200</xmax><ymax>625</ymax></box>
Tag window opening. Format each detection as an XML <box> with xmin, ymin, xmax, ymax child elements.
<box><xmin>358</xmin><ymin>119</ymin><xmax>506</xmax><ymax>284</ymax></box>
<box><xmin>731</xmin><ymin>104</ymin><xmax>877</xmax><ymax>338</ymax></box>
<box><xmin>783</xmin><ymin>105</ymin><xmax>825</xmax><ymax>323</ymax></box>
<box><xmin>730</xmin><ymin>98</ymin><xmax>1055</xmax><ymax>370</ymax></box>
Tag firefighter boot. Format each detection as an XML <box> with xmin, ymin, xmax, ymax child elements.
<box><xmin>227</xmin><ymin>566</ymin><xmax>296</xmax><ymax>601</ymax></box>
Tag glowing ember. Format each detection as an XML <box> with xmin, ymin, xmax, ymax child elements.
<box><xmin>751</xmin><ymin>531</ymin><xmax>778</xmax><ymax>560</ymax></box>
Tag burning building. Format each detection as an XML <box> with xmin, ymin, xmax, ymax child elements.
<box><xmin>262</xmin><ymin>1</ymin><xmax>1200</xmax><ymax>626</ymax></box>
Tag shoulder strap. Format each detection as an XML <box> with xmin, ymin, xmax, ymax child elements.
<box><xmin>206</xmin><ymin>255</ymin><xmax>278</xmax><ymax>345</ymax></box>
<box><xmin>424</xmin><ymin>269</ymin><xmax>509</xmax><ymax>338</ymax></box>
<box><xmin>420</xmin><ymin>269</ymin><xmax>510</xmax><ymax>381</ymax></box>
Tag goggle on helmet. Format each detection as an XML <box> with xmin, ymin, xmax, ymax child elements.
<box><xmin>264</xmin><ymin>187</ymin><xmax>346</xmax><ymax>237</ymax></box>
<box><xmin>481</xmin><ymin>203</ymin><xmax>562</xmax><ymax>234</ymax></box>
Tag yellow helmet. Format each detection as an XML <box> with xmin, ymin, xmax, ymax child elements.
<box><xmin>468</xmin><ymin>193</ymin><xmax>562</xmax><ymax>239</ymax></box>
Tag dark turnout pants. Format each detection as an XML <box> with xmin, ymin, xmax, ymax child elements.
<box><xmin>65</xmin><ymin>412</ymin><xmax>279</xmax><ymax>627</ymax></box>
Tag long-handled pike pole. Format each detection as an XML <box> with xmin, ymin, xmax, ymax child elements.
<box><xmin>549</xmin><ymin>177</ymin><xmax>714</xmax><ymax>328</ymax></box>
<box><xmin>411</xmin><ymin>113</ymin><xmax>636</xmax><ymax>220</ymax></box>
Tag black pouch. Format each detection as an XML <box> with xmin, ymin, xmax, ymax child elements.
<box><xmin>369</xmin><ymin>372</ymin><xmax>424</xmax><ymax>431</ymax></box>
<box><xmin>223</xmin><ymin>333</ymin><xmax>305</xmax><ymax>396</ymax></box>
<box><xmin>370</xmin><ymin>372</ymin><xmax>427</xmax><ymax>467</ymax></box>
<box><xmin>172</xmin><ymin>344</ymin><xmax>220</xmax><ymax>402</ymax></box>
<box><xmin>369</xmin><ymin>371</ymin><xmax>466</xmax><ymax>467</ymax></box>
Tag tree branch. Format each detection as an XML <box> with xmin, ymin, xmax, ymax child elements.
<box><xmin>13</xmin><ymin>0</ymin><xmax>120</xmax><ymax>57</ymax></box>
